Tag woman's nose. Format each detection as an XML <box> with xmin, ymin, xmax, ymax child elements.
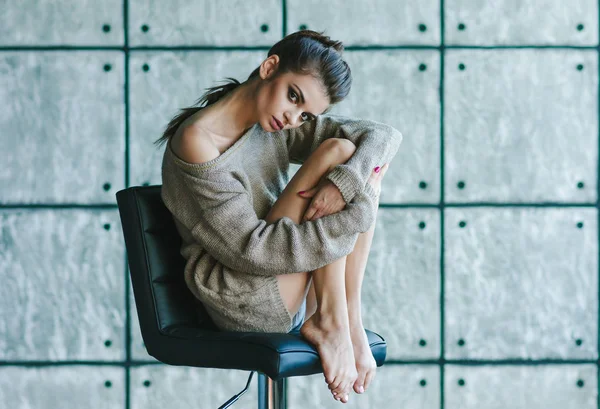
<box><xmin>285</xmin><ymin>112</ymin><xmax>301</xmax><ymax>128</ymax></box>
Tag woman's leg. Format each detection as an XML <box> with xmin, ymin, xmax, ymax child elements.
<box><xmin>303</xmin><ymin>204</ymin><xmax>379</xmax><ymax>396</ymax></box>
<box><xmin>297</xmin><ymin>140</ymin><xmax>378</xmax><ymax>396</ymax></box>
<box><xmin>300</xmin><ymin>256</ymin><xmax>356</xmax><ymax>403</ymax></box>
<box><xmin>265</xmin><ymin>138</ymin><xmax>343</xmax><ymax>320</ymax></box>
<box><xmin>265</xmin><ymin>138</ymin><xmax>358</xmax><ymax>403</ymax></box>
<box><xmin>344</xmin><ymin>220</ymin><xmax>378</xmax><ymax>395</ymax></box>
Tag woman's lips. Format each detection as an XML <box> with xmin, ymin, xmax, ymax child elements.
<box><xmin>272</xmin><ymin>116</ymin><xmax>283</xmax><ymax>130</ymax></box>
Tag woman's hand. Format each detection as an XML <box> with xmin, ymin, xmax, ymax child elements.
<box><xmin>298</xmin><ymin>164</ymin><xmax>389</xmax><ymax>222</ymax></box>
<box><xmin>298</xmin><ymin>178</ymin><xmax>345</xmax><ymax>222</ymax></box>
<box><xmin>367</xmin><ymin>163</ymin><xmax>389</xmax><ymax>197</ymax></box>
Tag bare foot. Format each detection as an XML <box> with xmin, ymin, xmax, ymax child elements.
<box><xmin>300</xmin><ymin>312</ymin><xmax>358</xmax><ymax>403</ymax></box>
<box><xmin>349</xmin><ymin>326</ymin><xmax>377</xmax><ymax>395</ymax></box>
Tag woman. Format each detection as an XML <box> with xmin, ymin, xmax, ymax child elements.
<box><xmin>155</xmin><ymin>29</ymin><xmax>402</xmax><ymax>404</ymax></box>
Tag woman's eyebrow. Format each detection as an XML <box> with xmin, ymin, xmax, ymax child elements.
<box><xmin>292</xmin><ymin>83</ymin><xmax>316</xmax><ymax>119</ymax></box>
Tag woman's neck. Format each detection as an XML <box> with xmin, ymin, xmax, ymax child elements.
<box><xmin>197</xmin><ymin>80</ymin><xmax>260</xmax><ymax>142</ymax></box>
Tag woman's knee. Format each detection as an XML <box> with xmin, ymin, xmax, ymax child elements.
<box><xmin>317</xmin><ymin>138</ymin><xmax>356</xmax><ymax>166</ymax></box>
<box><xmin>333</xmin><ymin>138</ymin><xmax>356</xmax><ymax>160</ymax></box>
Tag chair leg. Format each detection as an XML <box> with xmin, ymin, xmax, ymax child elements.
<box><xmin>218</xmin><ymin>371</ymin><xmax>255</xmax><ymax>409</ymax></box>
<box><xmin>258</xmin><ymin>373</ymin><xmax>286</xmax><ymax>409</ymax></box>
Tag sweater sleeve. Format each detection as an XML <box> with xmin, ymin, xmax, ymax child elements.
<box><xmin>164</xmin><ymin>169</ymin><xmax>380</xmax><ymax>277</ymax></box>
<box><xmin>284</xmin><ymin>114</ymin><xmax>403</xmax><ymax>204</ymax></box>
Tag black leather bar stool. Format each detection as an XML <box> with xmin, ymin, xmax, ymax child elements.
<box><xmin>115</xmin><ymin>185</ymin><xmax>387</xmax><ymax>408</ymax></box>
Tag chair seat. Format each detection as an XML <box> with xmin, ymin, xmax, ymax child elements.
<box><xmin>146</xmin><ymin>325</ymin><xmax>387</xmax><ymax>380</ymax></box>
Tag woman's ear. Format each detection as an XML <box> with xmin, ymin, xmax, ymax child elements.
<box><xmin>260</xmin><ymin>54</ymin><xmax>279</xmax><ymax>80</ymax></box>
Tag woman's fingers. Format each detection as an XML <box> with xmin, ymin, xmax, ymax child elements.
<box><xmin>378</xmin><ymin>163</ymin><xmax>389</xmax><ymax>177</ymax></box>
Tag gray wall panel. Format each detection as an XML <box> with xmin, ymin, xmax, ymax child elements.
<box><xmin>362</xmin><ymin>208</ymin><xmax>441</xmax><ymax>360</ymax></box>
<box><xmin>130</xmin><ymin>366</ymin><xmax>258</xmax><ymax>409</ymax></box>
<box><xmin>128</xmin><ymin>0</ymin><xmax>282</xmax><ymax>46</ymax></box>
<box><xmin>0</xmin><ymin>366</ymin><xmax>125</xmax><ymax>409</ymax></box>
<box><xmin>289</xmin><ymin>365</ymin><xmax>440</xmax><ymax>408</ymax></box>
<box><xmin>445</xmin><ymin>49</ymin><xmax>597</xmax><ymax>203</ymax></box>
<box><xmin>444</xmin><ymin>364</ymin><xmax>597</xmax><ymax>408</ymax></box>
<box><xmin>0</xmin><ymin>209</ymin><xmax>126</xmax><ymax>361</ymax></box>
<box><xmin>445</xmin><ymin>0</ymin><xmax>598</xmax><ymax>45</ymax></box>
<box><xmin>0</xmin><ymin>0</ymin><xmax>124</xmax><ymax>46</ymax></box>
<box><xmin>287</xmin><ymin>0</ymin><xmax>441</xmax><ymax>45</ymax></box>
<box><xmin>0</xmin><ymin>52</ymin><xmax>125</xmax><ymax>204</ymax></box>
<box><xmin>445</xmin><ymin>207</ymin><xmax>597</xmax><ymax>359</ymax></box>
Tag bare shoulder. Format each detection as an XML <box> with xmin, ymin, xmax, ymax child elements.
<box><xmin>172</xmin><ymin>125</ymin><xmax>220</xmax><ymax>165</ymax></box>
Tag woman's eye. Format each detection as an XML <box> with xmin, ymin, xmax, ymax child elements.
<box><xmin>290</xmin><ymin>89</ymin><xmax>309</xmax><ymax>121</ymax></box>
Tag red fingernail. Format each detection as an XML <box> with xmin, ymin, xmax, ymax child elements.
<box><xmin>298</xmin><ymin>191</ymin><xmax>305</xmax><ymax>194</ymax></box>
<box><xmin>374</xmin><ymin>166</ymin><xmax>380</xmax><ymax>173</ymax></box>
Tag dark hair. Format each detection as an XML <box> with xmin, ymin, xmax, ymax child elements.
<box><xmin>153</xmin><ymin>29</ymin><xmax>352</xmax><ymax>148</ymax></box>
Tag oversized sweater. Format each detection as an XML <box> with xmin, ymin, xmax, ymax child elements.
<box><xmin>160</xmin><ymin>113</ymin><xmax>403</xmax><ymax>332</ymax></box>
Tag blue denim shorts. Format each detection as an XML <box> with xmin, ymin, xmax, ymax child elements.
<box><xmin>288</xmin><ymin>297</ymin><xmax>306</xmax><ymax>333</ymax></box>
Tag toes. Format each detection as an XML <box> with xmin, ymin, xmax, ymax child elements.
<box><xmin>341</xmin><ymin>379</ymin><xmax>355</xmax><ymax>400</ymax></box>
<box><xmin>324</xmin><ymin>371</ymin><xmax>336</xmax><ymax>387</ymax></box>
<box><xmin>332</xmin><ymin>390</ymin><xmax>344</xmax><ymax>402</ymax></box>
<box><xmin>331</xmin><ymin>380</ymin><xmax>350</xmax><ymax>401</ymax></box>
<box><xmin>332</xmin><ymin>385</ymin><xmax>345</xmax><ymax>398</ymax></box>
<box><xmin>329</xmin><ymin>377</ymin><xmax>344</xmax><ymax>396</ymax></box>
<box><xmin>363</xmin><ymin>368</ymin><xmax>376</xmax><ymax>392</ymax></box>
<box><xmin>329</xmin><ymin>374</ymin><xmax>342</xmax><ymax>389</ymax></box>
<box><xmin>353</xmin><ymin>378</ymin><xmax>366</xmax><ymax>394</ymax></box>
<box><xmin>353</xmin><ymin>364</ymin><xmax>369</xmax><ymax>393</ymax></box>
<box><xmin>335</xmin><ymin>388</ymin><xmax>349</xmax><ymax>403</ymax></box>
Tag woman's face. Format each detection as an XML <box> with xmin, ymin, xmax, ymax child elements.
<box><xmin>257</xmin><ymin>55</ymin><xmax>331</xmax><ymax>132</ymax></box>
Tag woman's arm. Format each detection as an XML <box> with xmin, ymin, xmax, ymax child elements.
<box><xmin>161</xmin><ymin>171</ymin><xmax>379</xmax><ymax>277</ymax></box>
<box><xmin>283</xmin><ymin>114</ymin><xmax>403</xmax><ymax>204</ymax></box>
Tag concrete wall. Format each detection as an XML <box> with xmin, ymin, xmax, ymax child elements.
<box><xmin>0</xmin><ymin>0</ymin><xmax>597</xmax><ymax>408</ymax></box>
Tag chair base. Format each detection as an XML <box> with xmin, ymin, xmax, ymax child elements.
<box><xmin>218</xmin><ymin>372</ymin><xmax>286</xmax><ymax>409</ymax></box>
<box><xmin>258</xmin><ymin>373</ymin><xmax>286</xmax><ymax>409</ymax></box>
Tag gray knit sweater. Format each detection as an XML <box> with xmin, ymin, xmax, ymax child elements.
<box><xmin>161</xmin><ymin>113</ymin><xmax>403</xmax><ymax>332</ymax></box>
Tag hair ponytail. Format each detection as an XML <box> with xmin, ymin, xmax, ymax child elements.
<box><xmin>153</xmin><ymin>77</ymin><xmax>241</xmax><ymax>148</ymax></box>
